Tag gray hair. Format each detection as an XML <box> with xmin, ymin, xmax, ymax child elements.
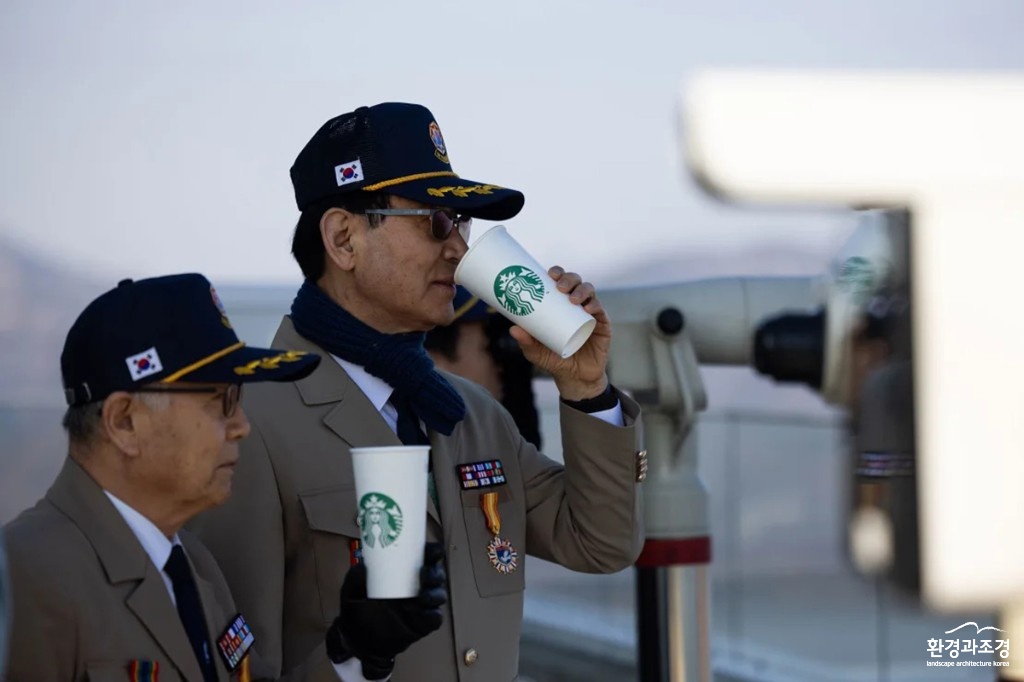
<box><xmin>62</xmin><ymin>391</ymin><xmax>171</xmax><ymax>445</ymax></box>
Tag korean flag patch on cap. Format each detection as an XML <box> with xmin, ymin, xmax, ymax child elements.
<box><xmin>126</xmin><ymin>347</ymin><xmax>163</xmax><ymax>381</ymax></box>
<box><xmin>334</xmin><ymin>159</ymin><xmax>363</xmax><ymax>187</ymax></box>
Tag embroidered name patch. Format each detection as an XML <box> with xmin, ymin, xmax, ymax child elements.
<box><xmin>456</xmin><ymin>459</ymin><xmax>507</xmax><ymax>490</ymax></box>
<box><xmin>217</xmin><ymin>613</ymin><xmax>255</xmax><ymax>672</ymax></box>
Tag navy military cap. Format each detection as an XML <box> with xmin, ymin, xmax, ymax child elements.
<box><xmin>61</xmin><ymin>274</ymin><xmax>321</xmax><ymax>406</ymax></box>
<box><xmin>451</xmin><ymin>285</ymin><xmax>495</xmax><ymax>324</ymax></box>
<box><xmin>290</xmin><ymin>102</ymin><xmax>525</xmax><ymax>221</ymax></box>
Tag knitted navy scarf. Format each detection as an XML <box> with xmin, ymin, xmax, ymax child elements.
<box><xmin>290</xmin><ymin>279</ymin><xmax>466</xmax><ymax>436</ymax></box>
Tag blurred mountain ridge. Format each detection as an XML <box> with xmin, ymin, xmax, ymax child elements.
<box><xmin>0</xmin><ymin>232</ymin><xmax>836</xmax><ymax>406</ymax></box>
<box><xmin>0</xmin><ymin>232</ymin><xmax>838</xmax><ymax>523</ymax></box>
<box><xmin>0</xmin><ymin>231</ymin><xmax>109</xmax><ymax>406</ymax></box>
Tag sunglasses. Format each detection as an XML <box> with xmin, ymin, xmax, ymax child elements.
<box><xmin>134</xmin><ymin>383</ymin><xmax>242</xmax><ymax>418</ymax></box>
<box><xmin>363</xmin><ymin>208</ymin><xmax>472</xmax><ymax>242</ymax></box>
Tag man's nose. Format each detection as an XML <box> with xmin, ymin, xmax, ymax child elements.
<box><xmin>445</xmin><ymin>229</ymin><xmax>470</xmax><ymax>261</ymax></box>
<box><xmin>227</xmin><ymin>405</ymin><xmax>251</xmax><ymax>441</ymax></box>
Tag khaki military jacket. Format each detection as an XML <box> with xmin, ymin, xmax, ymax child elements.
<box><xmin>192</xmin><ymin>317</ymin><xmax>644</xmax><ymax>682</ymax></box>
<box><xmin>2</xmin><ymin>459</ymin><xmax>336</xmax><ymax>682</ymax></box>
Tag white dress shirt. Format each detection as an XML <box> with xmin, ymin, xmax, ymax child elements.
<box><xmin>104</xmin><ymin>490</ymin><xmax>181</xmax><ymax>605</ymax></box>
<box><xmin>334</xmin><ymin>356</ymin><xmax>400</xmax><ymax>431</ymax></box>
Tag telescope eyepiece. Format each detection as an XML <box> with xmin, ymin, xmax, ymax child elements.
<box><xmin>753</xmin><ymin>309</ymin><xmax>825</xmax><ymax>390</ymax></box>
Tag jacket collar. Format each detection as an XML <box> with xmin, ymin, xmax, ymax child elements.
<box><xmin>46</xmin><ymin>458</ymin><xmax>207</xmax><ymax>680</ymax></box>
<box><xmin>273</xmin><ymin>316</ymin><xmax>447</xmax><ymax>526</ymax></box>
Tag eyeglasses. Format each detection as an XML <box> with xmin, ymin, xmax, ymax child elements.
<box><xmin>363</xmin><ymin>208</ymin><xmax>472</xmax><ymax>242</ymax></box>
<box><xmin>134</xmin><ymin>384</ymin><xmax>242</xmax><ymax>418</ymax></box>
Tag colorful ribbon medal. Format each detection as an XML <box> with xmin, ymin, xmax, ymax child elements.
<box><xmin>481</xmin><ymin>491</ymin><xmax>518</xmax><ymax>574</ymax></box>
<box><xmin>128</xmin><ymin>661</ymin><xmax>159</xmax><ymax>682</ymax></box>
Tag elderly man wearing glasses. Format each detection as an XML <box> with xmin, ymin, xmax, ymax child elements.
<box><xmin>2</xmin><ymin>274</ymin><xmax>449</xmax><ymax>681</ymax></box>
<box><xmin>192</xmin><ymin>102</ymin><xmax>646</xmax><ymax>682</ymax></box>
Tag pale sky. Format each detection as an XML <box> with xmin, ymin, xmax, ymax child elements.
<box><xmin>3</xmin><ymin>0</ymin><xmax>1024</xmax><ymax>285</ymax></box>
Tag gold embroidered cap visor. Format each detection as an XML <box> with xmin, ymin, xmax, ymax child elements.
<box><xmin>157</xmin><ymin>343</ymin><xmax>320</xmax><ymax>385</ymax></box>
<box><xmin>289</xmin><ymin>102</ymin><xmax>525</xmax><ymax>221</ymax></box>
<box><xmin>380</xmin><ymin>176</ymin><xmax>524</xmax><ymax>222</ymax></box>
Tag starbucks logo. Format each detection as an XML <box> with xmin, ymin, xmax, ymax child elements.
<box><xmin>494</xmin><ymin>266</ymin><xmax>546</xmax><ymax>316</ymax></box>
<box><xmin>357</xmin><ymin>493</ymin><xmax>403</xmax><ymax>548</ymax></box>
<box><xmin>837</xmin><ymin>256</ymin><xmax>877</xmax><ymax>304</ymax></box>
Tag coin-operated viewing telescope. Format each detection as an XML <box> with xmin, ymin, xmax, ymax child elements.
<box><xmin>601</xmin><ymin>209</ymin><xmax>901</xmax><ymax>680</ymax></box>
<box><xmin>602</xmin><ymin>272</ymin><xmax>816</xmax><ymax>682</ymax></box>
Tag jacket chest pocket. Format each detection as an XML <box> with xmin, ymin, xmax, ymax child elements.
<box><xmin>299</xmin><ymin>487</ymin><xmax>360</xmax><ymax>626</ymax></box>
<box><xmin>460</xmin><ymin>486</ymin><xmax>525</xmax><ymax>598</ymax></box>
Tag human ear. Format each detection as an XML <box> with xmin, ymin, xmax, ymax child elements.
<box><xmin>321</xmin><ymin>208</ymin><xmax>358</xmax><ymax>272</ymax></box>
<box><xmin>100</xmin><ymin>392</ymin><xmax>143</xmax><ymax>458</ymax></box>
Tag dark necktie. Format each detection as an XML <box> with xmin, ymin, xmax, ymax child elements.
<box><xmin>163</xmin><ymin>545</ymin><xmax>218</xmax><ymax>682</ymax></box>
<box><xmin>389</xmin><ymin>392</ymin><xmax>440</xmax><ymax>509</ymax></box>
<box><xmin>390</xmin><ymin>391</ymin><xmax>429</xmax><ymax>446</ymax></box>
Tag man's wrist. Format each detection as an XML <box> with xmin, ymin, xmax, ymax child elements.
<box><xmin>555</xmin><ymin>374</ymin><xmax>610</xmax><ymax>403</ymax></box>
<box><xmin>561</xmin><ymin>383</ymin><xmax>617</xmax><ymax>413</ymax></box>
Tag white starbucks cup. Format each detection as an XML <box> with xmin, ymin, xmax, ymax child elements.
<box><xmin>350</xmin><ymin>445</ymin><xmax>430</xmax><ymax>598</ymax></box>
<box><xmin>454</xmin><ymin>225</ymin><xmax>597</xmax><ymax>359</ymax></box>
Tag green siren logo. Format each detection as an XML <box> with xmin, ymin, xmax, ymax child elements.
<box><xmin>494</xmin><ymin>266</ymin><xmax>546</xmax><ymax>316</ymax></box>
<box><xmin>837</xmin><ymin>255</ymin><xmax>876</xmax><ymax>304</ymax></box>
<box><xmin>358</xmin><ymin>493</ymin><xmax>403</xmax><ymax>548</ymax></box>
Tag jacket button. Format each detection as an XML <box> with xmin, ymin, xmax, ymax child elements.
<box><xmin>463</xmin><ymin>648</ymin><xmax>479</xmax><ymax>666</ymax></box>
<box><xmin>635</xmin><ymin>450</ymin><xmax>649</xmax><ymax>482</ymax></box>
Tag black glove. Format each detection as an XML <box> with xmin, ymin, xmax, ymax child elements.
<box><xmin>326</xmin><ymin>542</ymin><xmax>447</xmax><ymax>680</ymax></box>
